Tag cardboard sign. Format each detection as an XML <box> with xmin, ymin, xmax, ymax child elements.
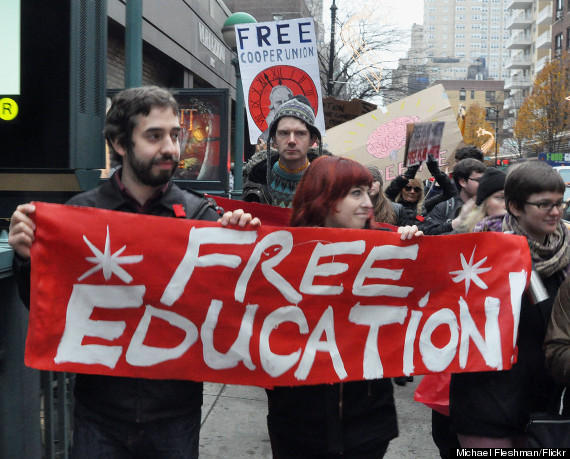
<box><xmin>323</xmin><ymin>96</ymin><xmax>377</xmax><ymax>130</ymax></box>
<box><xmin>26</xmin><ymin>202</ymin><xmax>531</xmax><ymax>388</ymax></box>
<box><xmin>405</xmin><ymin>121</ymin><xmax>445</xmax><ymax>167</ymax></box>
<box><xmin>235</xmin><ymin>18</ymin><xmax>325</xmax><ymax>144</ymax></box>
<box><xmin>324</xmin><ymin>85</ymin><xmax>465</xmax><ymax>185</ymax></box>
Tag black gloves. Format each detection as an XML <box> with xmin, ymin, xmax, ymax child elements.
<box><xmin>404</xmin><ymin>163</ymin><xmax>420</xmax><ymax>179</ymax></box>
<box><xmin>426</xmin><ymin>154</ymin><xmax>440</xmax><ymax>176</ymax></box>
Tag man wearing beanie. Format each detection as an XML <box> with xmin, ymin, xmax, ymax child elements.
<box><xmin>243</xmin><ymin>95</ymin><xmax>330</xmax><ymax>207</ymax></box>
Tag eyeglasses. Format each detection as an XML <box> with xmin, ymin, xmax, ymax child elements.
<box><xmin>276</xmin><ymin>130</ymin><xmax>309</xmax><ymax>140</ymax></box>
<box><xmin>467</xmin><ymin>177</ymin><xmax>481</xmax><ymax>183</ymax></box>
<box><xmin>524</xmin><ymin>200</ymin><xmax>567</xmax><ymax>212</ymax></box>
<box><xmin>404</xmin><ymin>185</ymin><xmax>422</xmax><ymax>193</ymax></box>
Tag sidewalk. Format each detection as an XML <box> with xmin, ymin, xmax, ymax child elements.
<box><xmin>199</xmin><ymin>377</ymin><xmax>440</xmax><ymax>458</ymax></box>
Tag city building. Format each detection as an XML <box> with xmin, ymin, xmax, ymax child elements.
<box><xmin>503</xmin><ymin>0</ymin><xmax>553</xmax><ymax>143</ymax></box>
<box><xmin>107</xmin><ymin>1</ymin><xmax>235</xmax><ymax>95</ymax></box>
<box><xmin>423</xmin><ymin>0</ymin><xmax>510</xmax><ymax>81</ymax></box>
<box><xmin>387</xmin><ymin>24</ymin><xmax>430</xmax><ymax>102</ymax></box>
<box><xmin>551</xmin><ymin>0</ymin><xmax>570</xmax><ymax>58</ymax></box>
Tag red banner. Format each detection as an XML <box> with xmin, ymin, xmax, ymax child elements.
<box><xmin>26</xmin><ymin>202</ymin><xmax>532</xmax><ymax>388</ymax></box>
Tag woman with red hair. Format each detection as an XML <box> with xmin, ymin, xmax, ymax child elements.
<box><xmin>266</xmin><ymin>156</ymin><xmax>422</xmax><ymax>458</ymax></box>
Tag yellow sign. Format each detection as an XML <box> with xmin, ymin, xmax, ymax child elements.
<box><xmin>0</xmin><ymin>98</ymin><xmax>18</xmax><ymax>120</ymax></box>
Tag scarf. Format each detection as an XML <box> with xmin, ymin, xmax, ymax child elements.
<box><xmin>473</xmin><ymin>213</ymin><xmax>505</xmax><ymax>233</ymax></box>
<box><xmin>502</xmin><ymin>213</ymin><xmax>570</xmax><ymax>278</ymax></box>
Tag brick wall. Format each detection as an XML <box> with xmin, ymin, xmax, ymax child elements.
<box><xmin>106</xmin><ymin>20</ymin><xmax>184</xmax><ymax>90</ymax></box>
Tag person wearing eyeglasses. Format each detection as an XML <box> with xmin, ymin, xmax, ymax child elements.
<box><xmin>421</xmin><ymin>158</ymin><xmax>486</xmax><ymax>235</ymax></box>
<box><xmin>243</xmin><ymin>95</ymin><xmax>330</xmax><ymax>207</ymax></box>
<box><xmin>385</xmin><ymin>154</ymin><xmax>456</xmax><ymax>226</ymax></box>
<box><xmin>450</xmin><ymin>160</ymin><xmax>570</xmax><ymax>448</ymax></box>
<box><xmin>420</xmin><ymin>168</ymin><xmax>507</xmax><ymax>459</ymax></box>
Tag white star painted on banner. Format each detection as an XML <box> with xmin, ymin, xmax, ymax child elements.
<box><xmin>449</xmin><ymin>246</ymin><xmax>491</xmax><ymax>295</ymax></box>
<box><xmin>78</xmin><ymin>226</ymin><xmax>143</xmax><ymax>284</ymax></box>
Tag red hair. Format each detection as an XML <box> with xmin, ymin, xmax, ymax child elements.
<box><xmin>290</xmin><ymin>156</ymin><xmax>372</xmax><ymax>227</ymax></box>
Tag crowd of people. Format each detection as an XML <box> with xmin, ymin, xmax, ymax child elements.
<box><xmin>8</xmin><ymin>86</ymin><xmax>570</xmax><ymax>457</ymax></box>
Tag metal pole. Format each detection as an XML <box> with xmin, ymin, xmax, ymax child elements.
<box><xmin>125</xmin><ymin>0</ymin><xmax>143</xmax><ymax>88</ymax></box>
<box><xmin>327</xmin><ymin>0</ymin><xmax>337</xmax><ymax>96</ymax></box>
<box><xmin>232</xmin><ymin>57</ymin><xmax>245</xmax><ymax>198</ymax></box>
<box><xmin>495</xmin><ymin>107</ymin><xmax>499</xmax><ymax>166</ymax></box>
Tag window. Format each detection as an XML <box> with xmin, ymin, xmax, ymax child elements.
<box><xmin>486</xmin><ymin>91</ymin><xmax>496</xmax><ymax>102</ymax></box>
<box><xmin>459</xmin><ymin>88</ymin><xmax>466</xmax><ymax>101</ymax></box>
<box><xmin>555</xmin><ymin>33</ymin><xmax>563</xmax><ymax>56</ymax></box>
<box><xmin>471</xmin><ymin>90</ymin><xmax>475</xmax><ymax>99</ymax></box>
<box><xmin>567</xmin><ymin>28</ymin><xmax>570</xmax><ymax>49</ymax></box>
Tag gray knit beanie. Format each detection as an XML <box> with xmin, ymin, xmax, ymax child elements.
<box><xmin>266</xmin><ymin>95</ymin><xmax>321</xmax><ymax>142</ymax></box>
<box><xmin>366</xmin><ymin>165</ymin><xmax>383</xmax><ymax>187</ymax></box>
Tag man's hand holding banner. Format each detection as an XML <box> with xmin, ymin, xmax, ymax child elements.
<box><xmin>26</xmin><ymin>202</ymin><xmax>531</xmax><ymax>388</ymax></box>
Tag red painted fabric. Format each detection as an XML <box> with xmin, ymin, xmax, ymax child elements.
<box><xmin>26</xmin><ymin>202</ymin><xmax>531</xmax><ymax>388</ymax></box>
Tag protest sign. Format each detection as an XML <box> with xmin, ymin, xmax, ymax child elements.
<box><xmin>324</xmin><ymin>85</ymin><xmax>464</xmax><ymax>185</ymax></box>
<box><xmin>323</xmin><ymin>96</ymin><xmax>377</xmax><ymax>129</ymax></box>
<box><xmin>405</xmin><ymin>121</ymin><xmax>445</xmax><ymax>167</ymax></box>
<box><xmin>26</xmin><ymin>202</ymin><xmax>530</xmax><ymax>388</ymax></box>
<box><xmin>235</xmin><ymin>18</ymin><xmax>325</xmax><ymax>144</ymax></box>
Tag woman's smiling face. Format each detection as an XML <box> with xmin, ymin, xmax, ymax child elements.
<box><xmin>325</xmin><ymin>186</ymin><xmax>373</xmax><ymax>229</ymax></box>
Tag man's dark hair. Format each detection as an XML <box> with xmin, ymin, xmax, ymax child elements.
<box><xmin>505</xmin><ymin>161</ymin><xmax>565</xmax><ymax>214</ymax></box>
<box><xmin>105</xmin><ymin>86</ymin><xmax>179</xmax><ymax>164</ymax></box>
<box><xmin>455</xmin><ymin>145</ymin><xmax>484</xmax><ymax>163</ymax></box>
<box><xmin>453</xmin><ymin>158</ymin><xmax>486</xmax><ymax>189</ymax></box>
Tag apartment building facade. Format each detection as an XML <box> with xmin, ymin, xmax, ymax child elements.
<box><xmin>501</xmin><ymin>0</ymin><xmax>553</xmax><ymax>145</ymax></box>
<box><xmin>552</xmin><ymin>0</ymin><xmax>570</xmax><ymax>58</ymax></box>
<box><xmin>423</xmin><ymin>0</ymin><xmax>510</xmax><ymax>81</ymax></box>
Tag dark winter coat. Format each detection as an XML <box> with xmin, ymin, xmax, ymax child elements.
<box><xmin>450</xmin><ymin>273</ymin><xmax>561</xmax><ymax>437</ymax></box>
<box><xmin>421</xmin><ymin>195</ymin><xmax>465</xmax><ymax>235</ymax></box>
<box><xmin>266</xmin><ymin>378</ymin><xmax>398</xmax><ymax>454</ymax></box>
<box><xmin>450</xmin><ymin>215</ymin><xmax>564</xmax><ymax>437</ymax></box>
<box><xmin>385</xmin><ymin>172</ymin><xmax>456</xmax><ymax>226</ymax></box>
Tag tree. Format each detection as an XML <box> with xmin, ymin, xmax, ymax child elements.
<box><xmin>319</xmin><ymin>2</ymin><xmax>411</xmax><ymax>102</ymax></box>
<box><xmin>462</xmin><ymin>103</ymin><xmax>496</xmax><ymax>152</ymax></box>
<box><xmin>513</xmin><ymin>54</ymin><xmax>570</xmax><ymax>155</ymax></box>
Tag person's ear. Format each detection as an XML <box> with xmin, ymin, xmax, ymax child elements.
<box><xmin>508</xmin><ymin>201</ymin><xmax>522</xmax><ymax>217</ymax></box>
<box><xmin>111</xmin><ymin>138</ymin><xmax>127</xmax><ymax>159</ymax></box>
<box><xmin>458</xmin><ymin>178</ymin><xmax>467</xmax><ymax>190</ymax></box>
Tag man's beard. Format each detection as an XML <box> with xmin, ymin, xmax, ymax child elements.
<box><xmin>125</xmin><ymin>147</ymin><xmax>179</xmax><ymax>187</ymax></box>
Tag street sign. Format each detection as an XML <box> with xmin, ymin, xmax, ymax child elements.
<box><xmin>537</xmin><ymin>153</ymin><xmax>570</xmax><ymax>167</ymax></box>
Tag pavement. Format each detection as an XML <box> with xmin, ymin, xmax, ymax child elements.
<box><xmin>199</xmin><ymin>377</ymin><xmax>440</xmax><ymax>458</ymax></box>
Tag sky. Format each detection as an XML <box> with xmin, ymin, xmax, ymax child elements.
<box><xmin>321</xmin><ymin>0</ymin><xmax>424</xmax><ymax>68</ymax></box>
